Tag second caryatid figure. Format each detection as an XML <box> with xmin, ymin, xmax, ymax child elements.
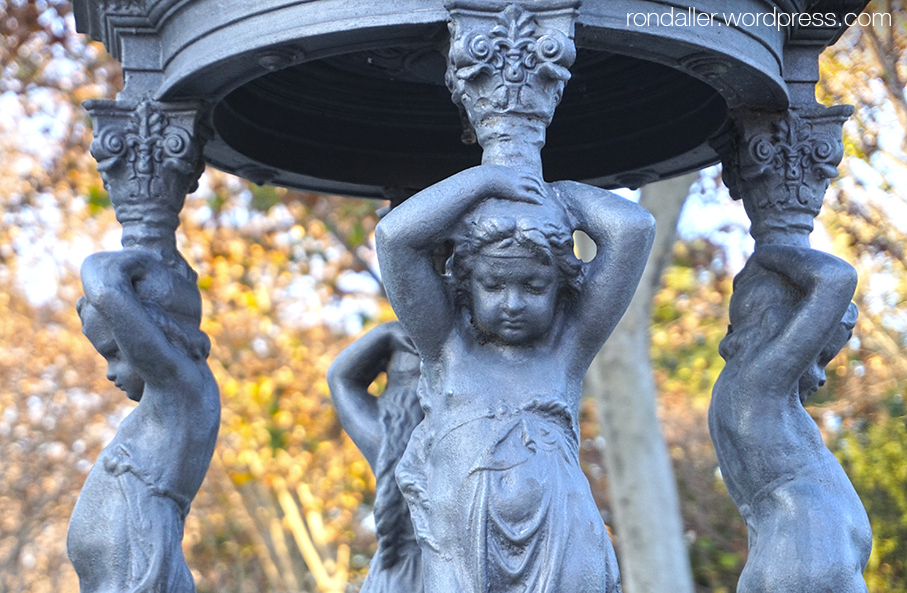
<box><xmin>328</xmin><ymin>322</ymin><xmax>425</xmax><ymax>593</ymax></box>
<box><xmin>66</xmin><ymin>99</ymin><xmax>219</xmax><ymax>593</ymax></box>
<box><xmin>375</xmin><ymin>2</ymin><xmax>655</xmax><ymax>592</ymax></box>
<box><xmin>710</xmin><ymin>105</ymin><xmax>872</xmax><ymax>591</ymax></box>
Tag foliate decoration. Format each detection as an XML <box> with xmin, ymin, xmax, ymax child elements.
<box><xmin>711</xmin><ymin>104</ymin><xmax>853</xmax><ymax>245</ymax></box>
<box><xmin>445</xmin><ymin>1</ymin><xmax>580</xmax><ymax>135</ymax></box>
<box><xmin>85</xmin><ymin>99</ymin><xmax>209</xmax><ymax>248</ymax></box>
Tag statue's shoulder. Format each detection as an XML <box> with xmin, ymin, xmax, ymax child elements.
<box><xmin>549</xmin><ymin>179</ymin><xmax>643</xmax><ymax>206</ymax></box>
<box><xmin>549</xmin><ymin>179</ymin><xmax>610</xmax><ymax>197</ymax></box>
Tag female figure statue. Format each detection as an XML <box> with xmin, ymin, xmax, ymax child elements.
<box><xmin>709</xmin><ymin>244</ymin><xmax>871</xmax><ymax>592</ymax></box>
<box><xmin>376</xmin><ymin>164</ymin><xmax>654</xmax><ymax>592</ymax></box>
<box><xmin>372</xmin><ymin>4</ymin><xmax>656</xmax><ymax>590</ymax></box>
<box><xmin>67</xmin><ymin>249</ymin><xmax>220</xmax><ymax>593</ymax></box>
<box><xmin>327</xmin><ymin>321</ymin><xmax>424</xmax><ymax>593</ymax></box>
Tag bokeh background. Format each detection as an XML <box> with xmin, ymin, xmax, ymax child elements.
<box><xmin>1</xmin><ymin>1</ymin><xmax>907</xmax><ymax>591</ymax></box>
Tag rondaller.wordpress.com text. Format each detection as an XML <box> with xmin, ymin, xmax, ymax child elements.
<box><xmin>626</xmin><ymin>8</ymin><xmax>891</xmax><ymax>30</ymax></box>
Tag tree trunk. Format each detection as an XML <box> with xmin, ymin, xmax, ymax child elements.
<box><xmin>582</xmin><ymin>172</ymin><xmax>698</xmax><ymax>593</ymax></box>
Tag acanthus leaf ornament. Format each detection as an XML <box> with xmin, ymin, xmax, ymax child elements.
<box><xmin>445</xmin><ymin>1</ymin><xmax>579</xmax><ymax>165</ymax></box>
<box><xmin>85</xmin><ymin>98</ymin><xmax>209</xmax><ymax>255</ymax></box>
<box><xmin>711</xmin><ymin>104</ymin><xmax>853</xmax><ymax>246</ymax></box>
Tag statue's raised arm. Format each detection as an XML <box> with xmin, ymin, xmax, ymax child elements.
<box><xmin>79</xmin><ymin>250</ymin><xmax>206</xmax><ymax>397</ymax></box>
<box><xmin>68</xmin><ymin>248</ymin><xmax>219</xmax><ymax>593</ymax></box>
<box><xmin>720</xmin><ymin>244</ymin><xmax>858</xmax><ymax>400</ymax></box>
<box><xmin>376</xmin><ymin>166</ymin><xmax>544</xmax><ymax>360</ymax></box>
<box><xmin>327</xmin><ymin>321</ymin><xmax>425</xmax><ymax>593</ymax></box>
<box><xmin>327</xmin><ymin>321</ymin><xmax>418</xmax><ymax>467</ymax></box>
<box><xmin>553</xmin><ymin>181</ymin><xmax>655</xmax><ymax>373</ymax></box>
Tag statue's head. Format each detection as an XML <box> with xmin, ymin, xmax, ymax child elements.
<box><xmin>719</xmin><ymin>257</ymin><xmax>857</xmax><ymax>401</ymax></box>
<box><xmin>449</xmin><ymin>197</ymin><xmax>581</xmax><ymax>345</ymax></box>
<box><xmin>78</xmin><ymin>300</ymin><xmax>147</xmax><ymax>402</ymax></box>
<box><xmin>78</xmin><ymin>257</ymin><xmax>210</xmax><ymax>401</ymax></box>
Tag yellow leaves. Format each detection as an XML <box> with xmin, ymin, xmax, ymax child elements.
<box><xmin>349</xmin><ymin>459</ymin><xmax>367</xmax><ymax>477</ymax></box>
<box><xmin>231</xmin><ymin>471</ymin><xmax>254</xmax><ymax>486</ymax></box>
<box><xmin>253</xmin><ymin>284</ymin><xmax>272</xmax><ymax>311</ymax></box>
<box><xmin>227</xmin><ymin>238</ymin><xmax>245</xmax><ymax>262</ymax></box>
<box><xmin>273</xmin><ymin>365</ymin><xmax>294</xmax><ymax>384</ymax></box>
<box><xmin>72</xmin><ymin>84</ymin><xmax>103</xmax><ymax>104</ymax></box>
<box><xmin>236</xmin><ymin>449</ymin><xmax>267</xmax><ymax>477</ymax></box>
<box><xmin>255</xmin><ymin>377</ymin><xmax>275</xmax><ymax>403</ymax></box>
<box><xmin>307</xmin><ymin>219</ymin><xmax>327</xmax><ymax>238</ymax></box>
<box><xmin>273</xmin><ymin>409</ymin><xmax>294</xmax><ymax>430</ymax></box>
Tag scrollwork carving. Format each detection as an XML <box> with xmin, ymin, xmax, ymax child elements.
<box><xmin>445</xmin><ymin>1</ymin><xmax>579</xmax><ymax>162</ymax></box>
<box><xmin>711</xmin><ymin>104</ymin><xmax>853</xmax><ymax>245</ymax></box>
<box><xmin>85</xmin><ymin>99</ymin><xmax>209</xmax><ymax>256</ymax></box>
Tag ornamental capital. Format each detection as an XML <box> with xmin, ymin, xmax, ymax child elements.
<box><xmin>712</xmin><ymin>104</ymin><xmax>853</xmax><ymax>246</ymax></box>
<box><xmin>445</xmin><ymin>1</ymin><xmax>580</xmax><ymax>150</ymax></box>
<box><xmin>85</xmin><ymin>98</ymin><xmax>210</xmax><ymax>254</ymax></box>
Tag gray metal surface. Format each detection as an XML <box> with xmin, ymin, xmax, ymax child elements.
<box><xmin>710</xmin><ymin>104</ymin><xmax>872</xmax><ymax>591</ymax></box>
<box><xmin>66</xmin><ymin>98</ymin><xmax>218</xmax><ymax>593</ymax></box>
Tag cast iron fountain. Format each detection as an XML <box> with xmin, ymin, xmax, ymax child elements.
<box><xmin>69</xmin><ymin>1</ymin><xmax>872</xmax><ymax>591</ymax></box>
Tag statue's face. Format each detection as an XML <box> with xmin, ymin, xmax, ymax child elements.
<box><xmin>469</xmin><ymin>247</ymin><xmax>558</xmax><ymax>346</ymax></box>
<box><xmin>81</xmin><ymin>305</ymin><xmax>145</xmax><ymax>402</ymax></box>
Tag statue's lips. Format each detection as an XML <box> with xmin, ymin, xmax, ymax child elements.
<box><xmin>500</xmin><ymin>318</ymin><xmax>526</xmax><ymax>330</ymax></box>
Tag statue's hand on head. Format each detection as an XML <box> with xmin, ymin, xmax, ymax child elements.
<box><xmin>81</xmin><ymin>248</ymin><xmax>159</xmax><ymax>301</ymax></box>
<box><xmin>476</xmin><ymin>164</ymin><xmax>545</xmax><ymax>205</ymax></box>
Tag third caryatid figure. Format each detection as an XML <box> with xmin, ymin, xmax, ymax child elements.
<box><xmin>710</xmin><ymin>106</ymin><xmax>872</xmax><ymax>592</ymax></box>
<box><xmin>375</xmin><ymin>2</ymin><xmax>655</xmax><ymax>592</ymax></box>
<box><xmin>67</xmin><ymin>99</ymin><xmax>219</xmax><ymax>593</ymax></box>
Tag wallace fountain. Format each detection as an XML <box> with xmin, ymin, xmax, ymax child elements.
<box><xmin>68</xmin><ymin>0</ymin><xmax>872</xmax><ymax>591</ymax></box>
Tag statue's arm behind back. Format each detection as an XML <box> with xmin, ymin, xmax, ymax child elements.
<box><xmin>327</xmin><ymin>323</ymin><xmax>403</xmax><ymax>468</ymax></box>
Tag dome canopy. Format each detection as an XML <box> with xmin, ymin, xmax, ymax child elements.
<box><xmin>74</xmin><ymin>0</ymin><xmax>862</xmax><ymax>197</ymax></box>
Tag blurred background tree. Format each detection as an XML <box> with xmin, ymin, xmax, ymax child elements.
<box><xmin>1</xmin><ymin>1</ymin><xmax>906</xmax><ymax>592</ymax></box>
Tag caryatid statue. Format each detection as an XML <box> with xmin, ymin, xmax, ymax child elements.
<box><xmin>67</xmin><ymin>98</ymin><xmax>219</xmax><ymax>593</ymax></box>
<box><xmin>709</xmin><ymin>105</ymin><xmax>872</xmax><ymax>591</ymax></box>
<box><xmin>327</xmin><ymin>321</ymin><xmax>425</xmax><ymax>593</ymax></box>
<box><xmin>375</xmin><ymin>2</ymin><xmax>655</xmax><ymax>591</ymax></box>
